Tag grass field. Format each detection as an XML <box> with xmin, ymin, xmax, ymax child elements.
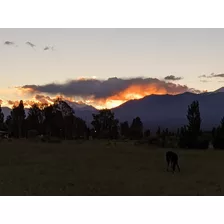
<box><xmin>0</xmin><ymin>139</ymin><xmax>223</xmax><ymax>196</ymax></box>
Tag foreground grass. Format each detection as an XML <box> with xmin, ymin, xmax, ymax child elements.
<box><xmin>0</xmin><ymin>139</ymin><xmax>223</xmax><ymax>195</ymax></box>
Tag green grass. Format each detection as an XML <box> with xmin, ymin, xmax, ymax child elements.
<box><xmin>0</xmin><ymin>139</ymin><xmax>223</xmax><ymax>195</ymax></box>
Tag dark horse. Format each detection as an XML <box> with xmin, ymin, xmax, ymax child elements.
<box><xmin>166</xmin><ymin>151</ymin><xmax>180</xmax><ymax>172</ymax></box>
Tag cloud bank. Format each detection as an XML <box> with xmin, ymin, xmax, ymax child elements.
<box><xmin>20</xmin><ymin>77</ymin><xmax>197</xmax><ymax>98</ymax></box>
<box><xmin>19</xmin><ymin>77</ymin><xmax>201</xmax><ymax>109</ymax></box>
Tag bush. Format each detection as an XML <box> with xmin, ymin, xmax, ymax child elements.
<box><xmin>178</xmin><ymin>135</ymin><xmax>210</xmax><ymax>149</ymax></box>
<box><xmin>212</xmin><ymin>126</ymin><xmax>224</xmax><ymax>149</ymax></box>
<box><xmin>178</xmin><ymin>135</ymin><xmax>189</xmax><ymax>148</ymax></box>
<box><xmin>213</xmin><ymin>136</ymin><xmax>224</xmax><ymax>149</ymax></box>
<box><xmin>196</xmin><ymin>137</ymin><xmax>210</xmax><ymax>150</ymax></box>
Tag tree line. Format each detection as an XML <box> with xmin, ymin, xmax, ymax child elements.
<box><xmin>0</xmin><ymin>98</ymin><xmax>224</xmax><ymax>149</ymax></box>
<box><xmin>0</xmin><ymin>99</ymin><xmax>87</xmax><ymax>140</ymax></box>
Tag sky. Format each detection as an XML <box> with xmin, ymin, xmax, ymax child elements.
<box><xmin>1</xmin><ymin>28</ymin><xmax>224</xmax><ymax>109</ymax></box>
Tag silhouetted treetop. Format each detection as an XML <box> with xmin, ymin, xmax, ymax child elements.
<box><xmin>91</xmin><ymin>109</ymin><xmax>119</xmax><ymax>139</ymax></box>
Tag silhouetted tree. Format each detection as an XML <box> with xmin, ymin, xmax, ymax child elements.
<box><xmin>120</xmin><ymin>121</ymin><xmax>129</xmax><ymax>138</ymax></box>
<box><xmin>186</xmin><ymin>101</ymin><xmax>202</xmax><ymax>148</ymax></box>
<box><xmin>11</xmin><ymin>100</ymin><xmax>26</xmax><ymax>138</ymax></box>
<box><xmin>26</xmin><ymin>103</ymin><xmax>43</xmax><ymax>133</ymax></box>
<box><xmin>178</xmin><ymin>101</ymin><xmax>206</xmax><ymax>149</ymax></box>
<box><xmin>129</xmin><ymin>116</ymin><xmax>143</xmax><ymax>140</ymax></box>
<box><xmin>38</xmin><ymin>99</ymin><xmax>76</xmax><ymax>139</ymax></box>
<box><xmin>73</xmin><ymin>116</ymin><xmax>87</xmax><ymax>139</ymax></box>
<box><xmin>160</xmin><ymin>129</ymin><xmax>168</xmax><ymax>147</ymax></box>
<box><xmin>42</xmin><ymin>104</ymin><xmax>54</xmax><ymax>136</ymax></box>
<box><xmin>52</xmin><ymin>110</ymin><xmax>64</xmax><ymax>138</ymax></box>
<box><xmin>212</xmin><ymin>117</ymin><xmax>224</xmax><ymax>149</ymax></box>
<box><xmin>156</xmin><ymin>126</ymin><xmax>161</xmax><ymax>137</ymax></box>
<box><xmin>90</xmin><ymin>128</ymin><xmax>97</xmax><ymax>139</ymax></box>
<box><xmin>187</xmin><ymin>100</ymin><xmax>201</xmax><ymax>137</ymax></box>
<box><xmin>86</xmin><ymin>127</ymin><xmax>90</xmax><ymax>140</ymax></box>
<box><xmin>212</xmin><ymin>127</ymin><xmax>216</xmax><ymax>138</ymax></box>
<box><xmin>91</xmin><ymin>109</ymin><xmax>119</xmax><ymax>139</ymax></box>
<box><xmin>53</xmin><ymin>99</ymin><xmax>75</xmax><ymax>139</ymax></box>
<box><xmin>5</xmin><ymin>115</ymin><xmax>12</xmax><ymax>135</ymax></box>
<box><xmin>165</xmin><ymin>128</ymin><xmax>169</xmax><ymax>135</ymax></box>
<box><xmin>144</xmin><ymin>129</ymin><xmax>151</xmax><ymax>138</ymax></box>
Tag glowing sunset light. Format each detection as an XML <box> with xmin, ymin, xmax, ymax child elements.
<box><xmin>80</xmin><ymin>84</ymin><xmax>169</xmax><ymax>109</ymax></box>
<box><xmin>4</xmin><ymin>81</ymin><xmax>194</xmax><ymax>110</ymax></box>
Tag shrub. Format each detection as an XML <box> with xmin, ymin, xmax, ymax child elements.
<box><xmin>196</xmin><ymin>137</ymin><xmax>210</xmax><ymax>150</ymax></box>
<box><xmin>178</xmin><ymin>134</ymin><xmax>210</xmax><ymax>149</ymax></box>
<box><xmin>213</xmin><ymin>136</ymin><xmax>224</xmax><ymax>149</ymax></box>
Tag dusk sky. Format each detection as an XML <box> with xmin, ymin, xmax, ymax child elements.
<box><xmin>1</xmin><ymin>28</ymin><xmax>224</xmax><ymax>109</ymax></box>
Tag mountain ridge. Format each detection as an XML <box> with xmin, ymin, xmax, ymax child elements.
<box><xmin>113</xmin><ymin>91</ymin><xmax>224</xmax><ymax>131</ymax></box>
<box><xmin>1</xmin><ymin>88</ymin><xmax>224</xmax><ymax>131</ymax></box>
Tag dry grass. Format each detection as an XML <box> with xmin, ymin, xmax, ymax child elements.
<box><xmin>0</xmin><ymin>139</ymin><xmax>223</xmax><ymax>195</ymax></box>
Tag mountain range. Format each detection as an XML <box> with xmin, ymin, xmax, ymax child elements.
<box><xmin>113</xmin><ymin>91</ymin><xmax>223</xmax><ymax>132</ymax></box>
<box><xmin>2</xmin><ymin>88</ymin><xmax>224</xmax><ymax>132</ymax></box>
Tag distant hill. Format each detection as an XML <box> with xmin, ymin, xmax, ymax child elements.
<box><xmin>112</xmin><ymin>92</ymin><xmax>224</xmax><ymax>132</ymax></box>
<box><xmin>214</xmin><ymin>87</ymin><xmax>224</xmax><ymax>93</ymax></box>
<box><xmin>63</xmin><ymin>100</ymin><xmax>96</xmax><ymax>112</ymax></box>
<box><xmin>63</xmin><ymin>101</ymin><xmax>97</xmax><ymax>124</ymax></box>
<box><xmin>1</xmin><ymin>107</ymin><xmax>13</xmax><ymax>119</ymax></box>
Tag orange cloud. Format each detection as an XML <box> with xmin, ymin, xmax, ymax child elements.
<box><xmin>7</xmin><ymin>99</ymin><xmax>37</xmax><ymax>108</ymax></box>
<box><xmin>6</xmin><ymin>94</ymin><xmax>88</xmax><ymax>110</ymax></box>
<box><xmin>88</xmin><ymin>83</ymin><xmax>191</xmax><ymax>109</ymax></box>
<box><xmin>17</xmin><ymin>77</ymin><xmax>203</xmax><ymax>109</ymax></box>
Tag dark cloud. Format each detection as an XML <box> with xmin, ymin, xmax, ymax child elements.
<box><xmin>20</xmin><ymin>77</ymin><xmax>201</xmax><ymax>100</ymax></box>
<box><xmin>213</xmin><ymin>73</ymin><xmax>224</xmax><ymax>78</ymax></box>
<box><xmin>44</xmin><ymin>46</ymin><xmax>50</xmax><ymax>51</ymax></box>
<box><xmin>4</xmin><ymin>41</ymin><xmax>16</xmax><ymax>46</ymax></box>
<box><xmin>26</xmin><ymin>42</ymin><xmax>36</xmax><ymax>49</ymax></box>
<box><xmin>0</xmin><ymin>99</ymin><xmax>2</xmax><ymax>105</ymax></box>
<box><xmin>43</xmin><ymin>46</ymin><xmax>54</xmax><ymax>51</ymax></box>
<box><xmin>164</xmin><ymin>75</ymin><xmax>182</xmax><ymax>81</ymax></box>
<box><xmin>199</xmin><ymin>73</ymin><xmax>224</xmax><ymax>78</ymax></box>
